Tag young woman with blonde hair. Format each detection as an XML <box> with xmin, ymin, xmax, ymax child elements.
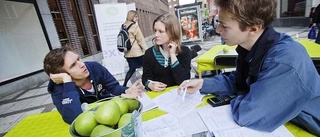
<box><xmin>142</xmin><ymin>13</ymin><xmax>191</xmax><ymax>92</ymax></box>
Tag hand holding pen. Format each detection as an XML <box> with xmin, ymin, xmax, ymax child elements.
<box><xmin>178</xmin><ymin>79</ymin><xmax>203</xmax><ymax>94</ymax></box>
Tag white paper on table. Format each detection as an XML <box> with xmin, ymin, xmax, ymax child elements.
<box><xmin>213</xmin><ymin>126</ymin><xmax>294</xmax><ymax>137</ymax></box>
<box><xmin>138</xmin><ymin>92</ymin><xmax>158</xmax><ymax>112</ymax></box>
<box><xmin>197</xmin><ymin>105</ymin><xmax>239</xmax><ymax>132</ymax></box>
<box><xmin>183</xmin><ymin>89</ymin><xmax>206</xmax><ymax>102</ymax></box>
<box><xmin>141</xmin><ymin>114</ymin><xmax>187</xmax><ymax>137</ymax></box>
<box><xmin>197</xmin><ymin>105</ymin><xmax>294</xmax><ymax>137</ymax></box>
<box><xmin>152</xmin><ymin>88</ymin><xmax>202</xmax><ymax>118</ymax></box>
<box><xmin>178</xmin><ymin>108</ymin><xmax>210</xmax><ymax>136</ymax></box>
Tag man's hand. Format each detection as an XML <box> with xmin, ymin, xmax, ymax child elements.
<box><xmin>148</xmin><ymin>81</ymin><xmax>167</xmax><ymax>92</ymax></box>
<box><xmin>125</xmin><ymin>79</ymin><xmax>144</xmax><ymax>98</ymax></box>
<box><xmin>178</xmin><ymin>79</ymin><xmax>203</xmax><ymax>94</ymax></box>
<box><xmin>50</xmin><ymin>73</ymin><xmax>72</xmax><ymax>84</ymax></box>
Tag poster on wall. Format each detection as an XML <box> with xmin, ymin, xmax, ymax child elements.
<box><xmin>177</xmin><ymin>4</ymin><xmax>202</xmax><ymax>43</ymax></box>
<box><xmin>94</xmin><ymin>3</ymin><xmax>135</xmax><ymax>75</ymax></box>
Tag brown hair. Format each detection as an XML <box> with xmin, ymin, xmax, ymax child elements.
<box><xmin>215</xmin><ymin>0</ymin><xmax>277</xmax><ymax>31</ymax></box>
<box><xmin>43</xmin><ymin>46</ymin><xmax>71</xmax><ymax>75</ymax></box>
<box><xmin>126</xmin><ymin>10</ymin><xmax>137</xmax><ymax>22</ymax></box>
<box><xmin>153</xmin><ymin>13</ymin><xmax>182</xmax><ymax>53</ymax></box>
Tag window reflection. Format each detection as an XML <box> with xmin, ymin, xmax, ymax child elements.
<box><xmin>280</xmin><ymin>0</ymin><xmax>306</xmax><ymax>17</ymax></box>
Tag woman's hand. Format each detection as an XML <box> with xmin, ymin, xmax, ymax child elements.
<box><xmin>148</xmin><ymin>81</ymin><xmax>167</xmax><ymax>92</ymax></box>
<box><xmin>168</xmin><ymin>41</ymin><xmax>178</xmax><ymax>56</ymax></box>
<box><xmin>178</xmin><ymin>79</ymin><xmax>203</xmax><ymax>94</ymax></box>
<box><xmin>50</xmin><ymin>73</ymin><xmax>72</xmax><ymax>84</ymax></box>
<box><xmin>125</xmin><ymin>79</ymin><xmax>144</xmax><ymax>98</ymax></box>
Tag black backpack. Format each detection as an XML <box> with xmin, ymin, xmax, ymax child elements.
<box><xmin>117</xmin><ymin>23</ymin><xmax>135</xmax><ymax>52</ymax></box>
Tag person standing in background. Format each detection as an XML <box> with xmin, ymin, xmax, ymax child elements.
<box><xmin>313</xmin><ymin>4</ymin><xmax>320</xmax><ymax>44</ymax></box>
<box><xmin>123</xmin><ymin>10</ymin><xmax>148</xmax><ymax>86</ymax></box>
<box><xmin>309</xmin><ymin>7</ymin><xmax>316</xmax><ymax>28</ymax></box>
<box><xmin>142</xmin><ymin>13</ymin><xmax>191</xmax><ymax>92</ymax></box>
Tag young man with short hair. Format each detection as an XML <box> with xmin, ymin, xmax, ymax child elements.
<box><xmin>179</xmin><ymin>0</ymin><xmax>320</xmax><ymax>136</ymax></box>
<box><xmin>43</xmin><ymin>47</ymin><xmax>143</xmax><ymax>124</ymax></box>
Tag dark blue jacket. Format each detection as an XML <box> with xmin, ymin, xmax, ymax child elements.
<box><xmin>47</xmin><ymin>62</ymin><xmax>127</xmax><ymax>124</ymax></box>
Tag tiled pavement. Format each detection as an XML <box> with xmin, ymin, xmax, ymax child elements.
<box><xmin>0</xmin><ymin>27</ymin><xmax>311</xmax><ymax>136</ymax></box>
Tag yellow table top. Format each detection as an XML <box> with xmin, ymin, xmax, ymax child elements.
<box><xmin>4</xmin><ymin>111</ymin><xmax>71</xmax><ymax>137</ymax></box>
<box><xmin>5</xmin><ymin>86</ymin><xmax>316</xmax><ymax>137</ymax></box>
<box><xmin>298</xmin><ymin>39</ymin><xmax>320</xmax><ymax>59</ymax></box>
<box><xmin>196</xmin><ymin>39</ymin><xmax>320</xmax><ymax>73</ymax></box>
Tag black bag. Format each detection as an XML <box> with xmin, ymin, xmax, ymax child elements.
<box><xmin>117</xmin><ymin>23</ymin><xmax>135</xmax><ymax>52</ymax></box>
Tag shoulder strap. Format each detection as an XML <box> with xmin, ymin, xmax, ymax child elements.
<box><xmin>127</xmin><ymin>22</ymin><xmax>135</xmax><ymax>30</ymax></box>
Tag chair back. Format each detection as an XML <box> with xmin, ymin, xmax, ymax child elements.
<box><xmin>214</xmin><ymin>56</ymin><xmax>237</xmax><ymax>74</ymax></box>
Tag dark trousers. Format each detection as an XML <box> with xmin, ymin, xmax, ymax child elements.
<box><xmin>315</xmin><ymin>23</ymin><xmax>320</xmax><ymax>44</ymax></box>
<box><xmin>123</xmin><ymin>55</ymin><xmax>144</xmax><ymax>86</ymax></box>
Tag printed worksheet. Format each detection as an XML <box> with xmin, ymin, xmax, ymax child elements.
<box><xmin>152</xmin><ymin>88</ymin><xmax>203</xmax><ymax>118</ymax></box>
<box><xmin>142</xmin><ymin>114</ymin><xmax>187</xmax><ymax>137</ymax></box>
<box><xmin>197</xmin><ymin>105</ymin><xmax>294</xmax><ymax>137</ymax></box>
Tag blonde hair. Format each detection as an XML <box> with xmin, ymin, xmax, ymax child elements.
<box><xmin>153</xmin><ymin>13</ymin><xmax>182</xmax><ymax>53</ymax></box>
<box><xmin>126</xmin><ymin>10</ymin><xmax>137</xmax><ymax>22</ymax></box>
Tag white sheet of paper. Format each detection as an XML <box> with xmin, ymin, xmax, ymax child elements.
<box><xmin>178</xmin><ymin>108</ymin><xmax>209</xmax><ymax>136</ymax></box>
<box><xmin>138</xmin><ymin>92</ymin><xmax>158</xmax><ymax>112</ymax></box>
<box><xmin>213</xmin><ymin>126</ymin><xmax>294</xmax><ymax>137</ymax></box>
<box><xmin>197</xmin><ymin>105</ymin><xmax>294</xmax><ymax>137</ymax></box>
<box><xmin>142</xmin><ymin>114</ymin><xmax>187</xmax><ymax>137</ymax></box>
<box><xmin>183</xmin><ymin>89</ymin><xmax>206</xmax><ymax>102</ymax></box>
<box><xmin>197</xmin><ymin>105</ymin><xmax>239</xmax><ymax>132</ymax></box>
<box><xmin>152</xmin><ymin>88</ymin><xmax>202</xmax><ymax>118</ymax></box>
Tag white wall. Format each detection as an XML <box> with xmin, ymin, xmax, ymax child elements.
<box><xmin>312</xmin><ymin>0</ymin><xmax>320</xmax><ymax>7</ymax></box>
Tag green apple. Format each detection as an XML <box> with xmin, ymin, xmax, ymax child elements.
<box><xmin>95</xmin><ymin>100</ymin><xmax>121</xmax><ymax>126</ymax></box>
<box><xmin>90</xmin><ymin>125</ymin><xmax>121</xmax><ymax>137</ymax></box>
<box><xmin>223</xmin><ymin>48</ymin><xmax>228</xmax><ymax>54</ymax></box>
<box><xmin>124</xmin><ymin>99</ymin><xmax>140</xmax><ymax>112</ymax></box>
<box><xmin>74</xmin><ymin>111</ymin><xmax>98</xmax><ymax>136</ymax></box>
<box><xmin>118</xmin><ymin>113</ymin><xmax>132</xmax><ymax>128</ymax></box>
<box><xmin>111</xmin><ymin>97</ymin><xmax>129</xmax><ymax>115</ymax></box>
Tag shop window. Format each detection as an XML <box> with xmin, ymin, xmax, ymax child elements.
<box><xmin>280</xmin><ymin>0</ymin><xmax>306</xmax><ymax>17</ymax></box>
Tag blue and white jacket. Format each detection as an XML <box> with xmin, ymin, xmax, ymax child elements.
<box><xmin>201</xmin><ymin>27</ymin><xmax>320</xmax><ymax>136</ymax></box>
<box><xmin>47</xmin><ymin>62</ymin><xmax>127</xmax><ymax>124</ymax></box>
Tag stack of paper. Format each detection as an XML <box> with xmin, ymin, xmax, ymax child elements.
<box><xmin>141</xmin><ymin>88</ymin><xmax>294</xmax><ymax>137</ymax></box>
<box><xmin>196</xmin><ymin>105</ymin><xmax>294</xmax><ymax>137</ymax></box>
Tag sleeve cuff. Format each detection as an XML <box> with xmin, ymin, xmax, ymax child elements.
<box><xmin>144</xmin><ymin>80</ymin><xmax>152</xmax><ymax>91</ymax></box>
<box><xmin>171</xmin><ymin>60</ymin><xmax>180</xmax><ymax>68</ymax></box>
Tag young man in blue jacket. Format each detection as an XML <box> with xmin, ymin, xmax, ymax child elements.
<box><xmin>43</xmin><ymin>47</ymin><xmax>144</xmax><ymax>124</ymax></box>
<box><xmin>179</xmin><ymin>0</ymin><xmax>320</xmax><ymax>136</ymax></box>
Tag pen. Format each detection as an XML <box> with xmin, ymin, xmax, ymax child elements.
<box><xmin>181</xmin><ymin>88</ymin><xmax>187</xmax><ymax>102</ymax></box>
